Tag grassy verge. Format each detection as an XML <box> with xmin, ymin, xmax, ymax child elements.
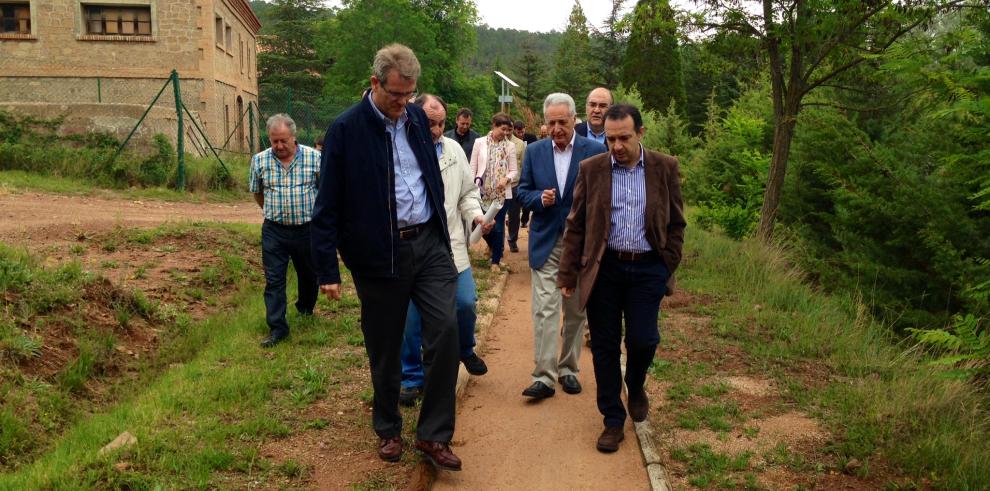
<box><xmin>0</xmin><ymin>159</ymin><xmax>250</xmax><ymax>203</ymax></box>
<box><xmin>658</xmin><ymin>223</ymin><xmax>990</xmax><ymax>488</ymax></box>
<box><xmin>2</xmin><ymin>226</ymin><xmax>505</xmax><ymax>488</ymax></box>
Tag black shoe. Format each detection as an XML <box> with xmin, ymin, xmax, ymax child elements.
<box><xmin>399</xmin><ymin>386</ymin><xmax>423</xmax><ymax>407</ymax></box>
<box><xmin>509</xmin><ymin>242</ymin><xmax>519</xmax><ymax>253</ymax></box>
<box><xmin>522</xmin><ymin>381</ymin><xmax>555</xmax><ymax>399</ymax></box>
<box><xmin>461</xmin><ymin>354</ymin><xmax>488</xmax><ymax>376</ymax></box>
<box><xmin>559</xmin><ymin>375</ymin><xmax>582</xmax><ymax>394</ymax></box>
<box><xmin>260</xmin><ymin>331</ymin><xmax>288</xmax><ymax>348</ymax></box>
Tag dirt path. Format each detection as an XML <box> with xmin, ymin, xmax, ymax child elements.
<box><xmin>0</xmin><ymin>191</ymin><xmax>259</xmax><ymax>243</ymax></box>
<box><xmin>435</xmin><ymin>232</ymin><xmax>651</xmax><ymax>490</ymax></box>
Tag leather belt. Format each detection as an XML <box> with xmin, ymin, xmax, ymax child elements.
<box><xmin>605</xmin><ymin>249</ymin><xmax>658</xmax><ymax>262</ymax></box>
<box><xmin>398</xmin><ymin>223</ymin><xmax>428</xmax><ymax>240</ymax></box>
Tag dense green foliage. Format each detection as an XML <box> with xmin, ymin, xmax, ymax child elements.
<box><xmin>552</xmin><ymin>3</ymin><xmax>595</xmax><ymax>103</ymax></box>
<box><xmin>683</xmin><ymin>8</ymin><xmax>989</xmax><ymax>340</ymax></box>
<box><xmin>622</xmin><ymin>0</ymin><xmax>685</xmax><ymax>114</ymax></box>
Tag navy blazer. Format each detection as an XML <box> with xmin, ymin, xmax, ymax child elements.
<box><xmin>310</xmin><ymin>95</ymin><xmax>449</xmax><ymax>285</ymax></box>
<box><xmin>516</xmin><ymin>135</ymin><xmax>607</xmax><ymax>269</ymax></box>
<box><xmin>575</xmin><ymin>121</ymin><xmax>588</xmax><ymax>138</ymax></box>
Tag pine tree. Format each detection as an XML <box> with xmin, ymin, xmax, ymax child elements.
<box><xmin>622</xmin><ymin>0</ymin><xmax>685</xmax><ymax>114</ymax></box>
<box><xmin>553</xmin><ymin>2</ymin><xmax>595</xmax><ymax>100</ymax></box>
<box><xmin>513</xmin><ymin>43</ymin><xmax>546</xmax><ymax>113</ymax></box>
<box><xmin>591</xmin><ymin>0</ymin><xmax>628</xmax><ymax>88</ymax></box>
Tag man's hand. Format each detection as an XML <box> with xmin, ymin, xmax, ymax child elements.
<box><xmin>320</xmin><ymin>283</ymin><xmax>341</xmax><ymax>301</ymax></box>
<box><xmin>561</xmin><ymin>287</ymin><xmax>573</xmax><ymax>298</ymax></box>
<box><xmin>474</xmin><ymin>215</ymin><xmax>494</xmax><ymax>235</ymax></box>
<box><xmin>541</xmin><ymin>189</ymin><xmax>556</xmax><ymax>207</ymax></box>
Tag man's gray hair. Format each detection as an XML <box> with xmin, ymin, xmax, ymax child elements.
<box><xmin>543</xmin><ymin>93</ymin><xmax>576</xmax><ymax>117</ymax></box>
<box><xmin>372</xmin><ymin>43</ymin><xmax>421</xmax><ymax>82</ymax></box>
<box><xmin>266</xmin><ymin>113</ymin><xmax>296</xmax><ymax>135</ymax></box>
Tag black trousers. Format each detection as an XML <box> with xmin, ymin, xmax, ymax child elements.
<box><xmin>261</xmin><ymin>220</ymin><xmax>318</xmax><ymax>335</ymax></box>
<box><xmin>506</xmin><ymin>187</ymin><xmax>529</xmax><ymax>244</ymax></box>
<box><xmin>585</xmin><ymin>251</ymin><xmax>669</xmax><ymax>428</ymax></box>
<box><xmin>351</xmin><ymin>223</ymin><xmax>460</xmax><ymax>442</ymax></box>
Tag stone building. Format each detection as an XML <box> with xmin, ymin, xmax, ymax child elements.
<box><xmin>0</xmin><ymin>0</ymin><xmax>261</xmax><ymax>153</ymax></box>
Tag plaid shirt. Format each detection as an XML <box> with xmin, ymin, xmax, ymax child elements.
<box><xmin>249</xmin><ymin>144</ymin><xmax>321</xmax><ymax>225</ymax></box>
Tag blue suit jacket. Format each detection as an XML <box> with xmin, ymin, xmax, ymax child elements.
<box><xmin>516</xmin><ymin>135</ymin><xmax>607</xmax><ymax>269</ymax></box>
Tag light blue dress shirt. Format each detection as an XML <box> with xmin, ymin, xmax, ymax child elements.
<box><xmin>369</xmin><ymin>100</ymin><xmax>432</xmax><ymax>228</ymax></box>
<box><xmin>587</xmin><ymin>126</ymin><xmax>606</xmax><ymax>145</ymax></box>
<box><xmin>607</xmin><ymin>146</ymin><xmax>651</xmax><ymax>253</ymax></box>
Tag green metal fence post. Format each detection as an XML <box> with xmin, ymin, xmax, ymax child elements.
<box><xmin>172</xmin><ymin>70</ymin><xmax>185</xmax><ymax>191</ymax></box>
<box><xmin>248</xmin><ymin>102</ymin><xmax>255</xmax><ymax>154</ymax></box>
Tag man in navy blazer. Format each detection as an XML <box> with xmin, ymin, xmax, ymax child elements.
<box><xmin>516</xmin><ymin>93</ymin><xmax>608</xmax><ymax>399</ymax></box>
<box><xmin>310</xmin><ymin>44</ymin><xmax>462</xmax><ymax>472</ymax></box>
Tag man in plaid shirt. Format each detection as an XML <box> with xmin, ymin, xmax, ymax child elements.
<box><xmin>249</xmin><ymin>113</ymin><xmax>321</xmax><ymax>347</ymax></box>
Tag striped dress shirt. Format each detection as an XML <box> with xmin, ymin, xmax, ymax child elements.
<box><xmin>249</xmin><ymin>144</ymin><xmax>321</xmax><ymax>225</ymax></box>
<box><xmin>607</xmin><ymin>146</ymin><xmax>652</xmax><ymax>253</ymax></box>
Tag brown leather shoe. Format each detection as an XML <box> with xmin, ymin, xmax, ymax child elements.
<box><xmin>628</xmin><ymin>390</ymin><xmax>650</xmax><ymax>423</ymax></box>
<box><xmin>378</xmin><ymin>436</ymin><xmax>402</xmax><ymax>462</ymax></box>
<box><xmin>415</xmin><ymin>440</ymin><xmax>462</xmax><ymax>471</ymax></box>
<box><xmin>596</xmin><ymin>426</ymin><xmax>624</xmax><ymax>453</ymax></box>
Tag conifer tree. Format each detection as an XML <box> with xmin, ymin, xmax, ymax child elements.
<box><xmin>553</xmin><ymin>2</ymin><xmax>595</xmax><ymax>100</ymax></box>
<box><xmin>622</xmin><ymin>0</ymin><xmax>685</xmax><ymax>114</ymax></box>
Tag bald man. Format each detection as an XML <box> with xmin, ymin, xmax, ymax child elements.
<box><xmin>398</xmin><ymin>94</ymin><xmax>492</xmax><ymax>408</ymax></box>
<box><xmin>575</xmin><ymin>87</ymin><xmax>613</xmax><ymax>146</ymax></box>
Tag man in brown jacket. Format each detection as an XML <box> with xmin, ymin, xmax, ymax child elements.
<box><xmin>558</xmin><ymin>104</ymin><xmax>686</xmax><ymax>453</ymax></box>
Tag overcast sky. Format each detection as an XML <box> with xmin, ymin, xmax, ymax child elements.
<box><xmin>474</xmin><ymin>0</ymin><xmax>631</xmax><ymax>33</ymax></box>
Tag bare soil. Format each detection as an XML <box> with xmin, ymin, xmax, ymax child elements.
<box><xmin>0</xmin><ymin>191</ymin><xmax>260</xmax><ymax>243</ymax></box>
<box><xmin>433</xmin><ymin>232</ymin><xmax>651</xmax><ymax>491</ymax></box>
<box><xmin>650</xmin><ymin>290</ymin><xmax>910</xmax><ymax>489</ymax></box>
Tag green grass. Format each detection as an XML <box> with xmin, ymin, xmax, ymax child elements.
<box><xmin>670</xmin><ymin>443</ymin><xmax>755</xmax><ymax>489</ymax></box>
<box><xmin>669</xmin><ymin>221</ymin><xmax>990</xmax><ymax>488</ymax></box>
<box><xmin>0</xmin><ymin>168</ymin><xmax>250</xmax><ymax>203</ymax></box>
<box><xmin>0</xmin><ymin>254</ymin><xmax>369</xmax><ymax>488</ymax></box>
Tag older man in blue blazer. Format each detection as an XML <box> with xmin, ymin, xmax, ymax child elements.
<box><xmin>516</xmin><ymin>93</ymin><xmax>608</xmax><ymax>399</ymax></box>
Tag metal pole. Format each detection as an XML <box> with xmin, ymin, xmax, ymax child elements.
<box><xmin>172</xmin><ymin>70</ymin><xmax>185</xmax><ymax>191</ymax></box>
<box><xmin>108</xmin><ymin>76</ymin><xmax>172</xmax><ymax>167</ymax></box>
<box><xmin>248</xmin><ymin>102</ymin><xmax>255</xmax><ymax>154</ymax></box>
<box><xmin>182</xmin><ymin>102</ymin><xmax>228</xmax><ymax>176</ymax></box>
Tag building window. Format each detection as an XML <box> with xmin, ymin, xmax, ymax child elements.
<box><xmin>214</xmin><ymin>15</ymin><xmax>222</xmax><ymax>46</ymax></box>
<box><xmin>0</xmin><ymin>3</ymin><xmax>31</xmax><ymax>35</ymax></box>
<box><xmin>84</xmin><ymin>5</ymin><xmax>151</xmax><ymax>36</ymax></box>
<box><xmin>224</xmin><ymin>23</ymin><xmax>231</xmax><ymax>52</ymax></box>
<box><xmin>239</xmin><ymin>35</ymin><xmax>244</xmax><ymax>73</ymax></box>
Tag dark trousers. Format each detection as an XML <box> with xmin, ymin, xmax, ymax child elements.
<box><xmin>506</xmin><ymin>189</ymin><xmax>529</xmax><ymax>244</ymax></box>
<box><xmin>482</xmin><ymin>199</ymin><xmax>510</xmax><ymax>265</ymax></box>
<box><xmin>351</xmin><ymin>223</ymin><xmax>460</xmax><ymax>442</ymax></box>
<box><xmin>585</xmin><ymin>251</ymin><xmax>669</xmax><ymax>428</ymax></box>
<box><xmin>261</xmin><ymin>220</ymin><xmax>318</xmax><ymax>336</ymax></box>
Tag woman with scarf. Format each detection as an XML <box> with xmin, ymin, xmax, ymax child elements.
<box><xmin>470</xmin><ymin>112</ymin><xmax>518</xmax><ymax>272</ymax></box>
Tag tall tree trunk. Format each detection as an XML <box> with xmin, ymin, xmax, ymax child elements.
<box><xmin>757</xmin><ymin>107</ymin><xmax>797</xmax><ymax>241</ymax></box>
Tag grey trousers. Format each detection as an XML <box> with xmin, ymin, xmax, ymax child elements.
<box><xmin>530</xmin><ymin>237</ymin><xmax>586</xmax><ymax>387</ymax></box>
<box><xmin>351</xmin><ymin>224</ymin><xmax>460</xmax><ymax>442</ymax></box>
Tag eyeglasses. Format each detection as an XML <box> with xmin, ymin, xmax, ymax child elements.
<box><xmin>379</xmin><ymin>84</ymin><xmax>418</xmax><ymax>101</ymax></box>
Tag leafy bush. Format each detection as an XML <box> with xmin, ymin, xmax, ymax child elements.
<box><xmin>683</xmin><ymin>81</ymin><xmax>772</xmax><ymax>239</ymax></box>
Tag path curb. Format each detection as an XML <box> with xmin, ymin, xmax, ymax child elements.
<box><xmin>406</xmin><ymin>269</ymin><xmax>510</xmax><ymax>491</ymax></box>
<box><xmin>622</xmin><ymin>355</ymin><xmax>673</xmax><ymax>491</ymax></box>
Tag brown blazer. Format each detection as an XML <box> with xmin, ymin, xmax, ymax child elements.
<box><xmin>557</xmin><ymin>149</ymin><xmax>686</xmax><ymax>310</ymax></box>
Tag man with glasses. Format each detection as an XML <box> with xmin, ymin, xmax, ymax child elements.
<box><xmin>575</xmin><ymin>87</ymin><xmax>613</xmax><ymax>146</ymax></box>
<box><xmin>311</xmin><ymin>44</ymin><xmax>463</xmax><ymax>472</ymax></box>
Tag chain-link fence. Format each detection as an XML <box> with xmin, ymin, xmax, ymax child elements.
<box><xmin>255</xmin><ymin>87</ymin><xmax>354</xmax><ymax>150</ymax></box>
